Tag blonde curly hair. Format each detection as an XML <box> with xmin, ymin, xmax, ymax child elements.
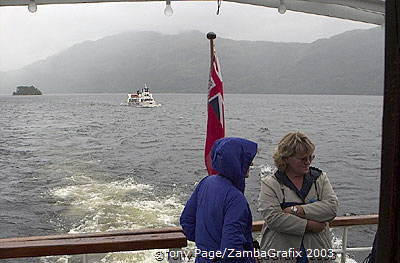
<box><xmin>273</xmin><ymin>132</ymin><xmax>315</xmax><ymax>171</ymax></box>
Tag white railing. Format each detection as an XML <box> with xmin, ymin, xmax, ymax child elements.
<box><xmin>0</xmin><ymin>215</ymin><xmax>378</xmax><ymax>263</ymax></box>
<box><xmin>252</xmin><ymin>215</ymin><xmax>378</xmax><ymax>263</ymax></box>
<box><xmin>332</xmin><ymin>226</ymin><xmax>373</xmax><ymax>263</ymax></box>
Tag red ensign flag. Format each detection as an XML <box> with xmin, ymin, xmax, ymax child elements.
<box><xmin>204</xmin><ymin>47</ymin><xmax>225</xmax><ymax>175</ymax></box>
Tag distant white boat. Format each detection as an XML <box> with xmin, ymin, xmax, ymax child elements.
<box><xmin>126</xmin><ymin>84</ymin><xmax>161</xmax><ymax>108</ymax></box>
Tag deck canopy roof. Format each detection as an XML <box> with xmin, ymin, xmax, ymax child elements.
<box><xmin>0</xmin><ymin>0</ymin><xmax>384</xmax><ymax>25</ymax></box>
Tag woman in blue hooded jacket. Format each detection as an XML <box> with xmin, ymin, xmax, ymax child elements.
<box><xmin>180</xmin><ymin>137</ymin><xmax>258</xmax><ymax>263</ymax></box>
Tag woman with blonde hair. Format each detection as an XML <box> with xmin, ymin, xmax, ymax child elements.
<box><xmin>258</xmin><ymin>132</ymin><xmax>338</xmax><ymax>263</ymax></box>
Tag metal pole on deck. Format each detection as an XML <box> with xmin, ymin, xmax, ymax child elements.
<box><xmin>378</xmin><ymin>0</ymin><xmax>400</xmax><ymax>262</ymax></box>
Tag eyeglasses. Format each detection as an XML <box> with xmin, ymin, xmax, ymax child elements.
<box><xmin>293</xmin><ymin>155</ymin><xmax>315</xmax><ymax>163</ymax></box>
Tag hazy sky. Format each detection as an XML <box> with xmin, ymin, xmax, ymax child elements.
<box><xmin>0</xmin><ymin>1</ymin><xmax>375</xmax><ymax>72</ymax></box>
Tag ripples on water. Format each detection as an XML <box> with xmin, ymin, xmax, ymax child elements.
<box><xmin>0</xmin><ymin>94</ymin><xmax>382</xmax><ymax>262</ymax></box>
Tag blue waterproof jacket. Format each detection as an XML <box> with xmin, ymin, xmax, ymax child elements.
<box><xmin>180</xmin><ymin>137</ymin><xmax>258</xmax><ymax>263</ymax></box>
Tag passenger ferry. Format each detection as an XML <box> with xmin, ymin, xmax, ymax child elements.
<box><xmin>127</xmin><ymin>84</ymin><xmax>161</xmax><ymax>107</ymax></box>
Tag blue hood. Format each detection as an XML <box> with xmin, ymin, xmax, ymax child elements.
<box><xmin>211</xmin><ymin>137</ymin><xmax>258</xmax><ymax>192</ymax></box>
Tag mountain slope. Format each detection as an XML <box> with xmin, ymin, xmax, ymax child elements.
<box><xmin>0</xmin><ymin>28</ymin><xmax>384</xmax><ymax>95</ymax></box>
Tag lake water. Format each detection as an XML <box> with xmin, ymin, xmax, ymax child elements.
<box><xmin>0</xmin><ymin>93</ymin><xmax>382</xmax><ymax>262</ymax></box>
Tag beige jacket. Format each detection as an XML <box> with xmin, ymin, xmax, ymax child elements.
<box><xmin>258</xmin><ymin>168</ymin><xmax>339</xmax><ymax>263</ymax></box>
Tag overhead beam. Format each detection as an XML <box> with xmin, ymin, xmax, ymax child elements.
<box><xmin>0</xmin><ymin>0</ymin><xmax>385</xmax><ymax>25</ymax></box>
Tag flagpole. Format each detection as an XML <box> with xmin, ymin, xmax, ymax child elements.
<box><xmin>207</xmin><ymin>32</ymin><xmax>216</xmax><ymax>65</ymax></box>
<box><xmin>205</xmin><ymin>31</ymin><xmax>221</xmax><ymax>175</ymax></box>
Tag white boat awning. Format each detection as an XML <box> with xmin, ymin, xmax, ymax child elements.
<box><xmin>0</xmin><ymin>0</ymin><xmax>385</xmax><ymax>25</ymax></box>
<box><xmin>229</xmin><ymin>0</ymin><xmax>384</xmax><ymax>25</ymax></box>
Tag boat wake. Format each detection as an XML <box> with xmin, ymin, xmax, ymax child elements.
<box><xmin>46</xmin><ymin>175</ymin><xmax>183</xmax><ymax>263</ymax></box>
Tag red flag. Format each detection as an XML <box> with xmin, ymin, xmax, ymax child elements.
<box><xmin>204</xmin><ymin>47</ymin><xmax>225</xmax><ymax>175</ymax></box>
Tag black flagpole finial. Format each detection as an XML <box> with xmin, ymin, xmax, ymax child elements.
<box><xmin>207</xmin><ymin>32</ymin><xmax>216</xmax><ymax>40</ymax></box>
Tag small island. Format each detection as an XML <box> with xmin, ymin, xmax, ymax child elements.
<box><xmin>12</xmin><ymin>86</ymin><xmax>42</xmax><ymax>95</ymax></box>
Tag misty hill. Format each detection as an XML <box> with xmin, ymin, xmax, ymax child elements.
<box><xmin>12</xmin><ymin>85</ymin><xmax>42</xmax><ymax>95</ymax></box>
<box><xmin>0</xmin><ymin>28</ymin><xmax>384</xmax><ymax>95</ymax></box>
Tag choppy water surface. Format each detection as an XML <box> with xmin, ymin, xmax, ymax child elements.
<box><xmin>0</xmin><ymin>94</ymin><xmax>382</xmax><ymax>262</ymax></box>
